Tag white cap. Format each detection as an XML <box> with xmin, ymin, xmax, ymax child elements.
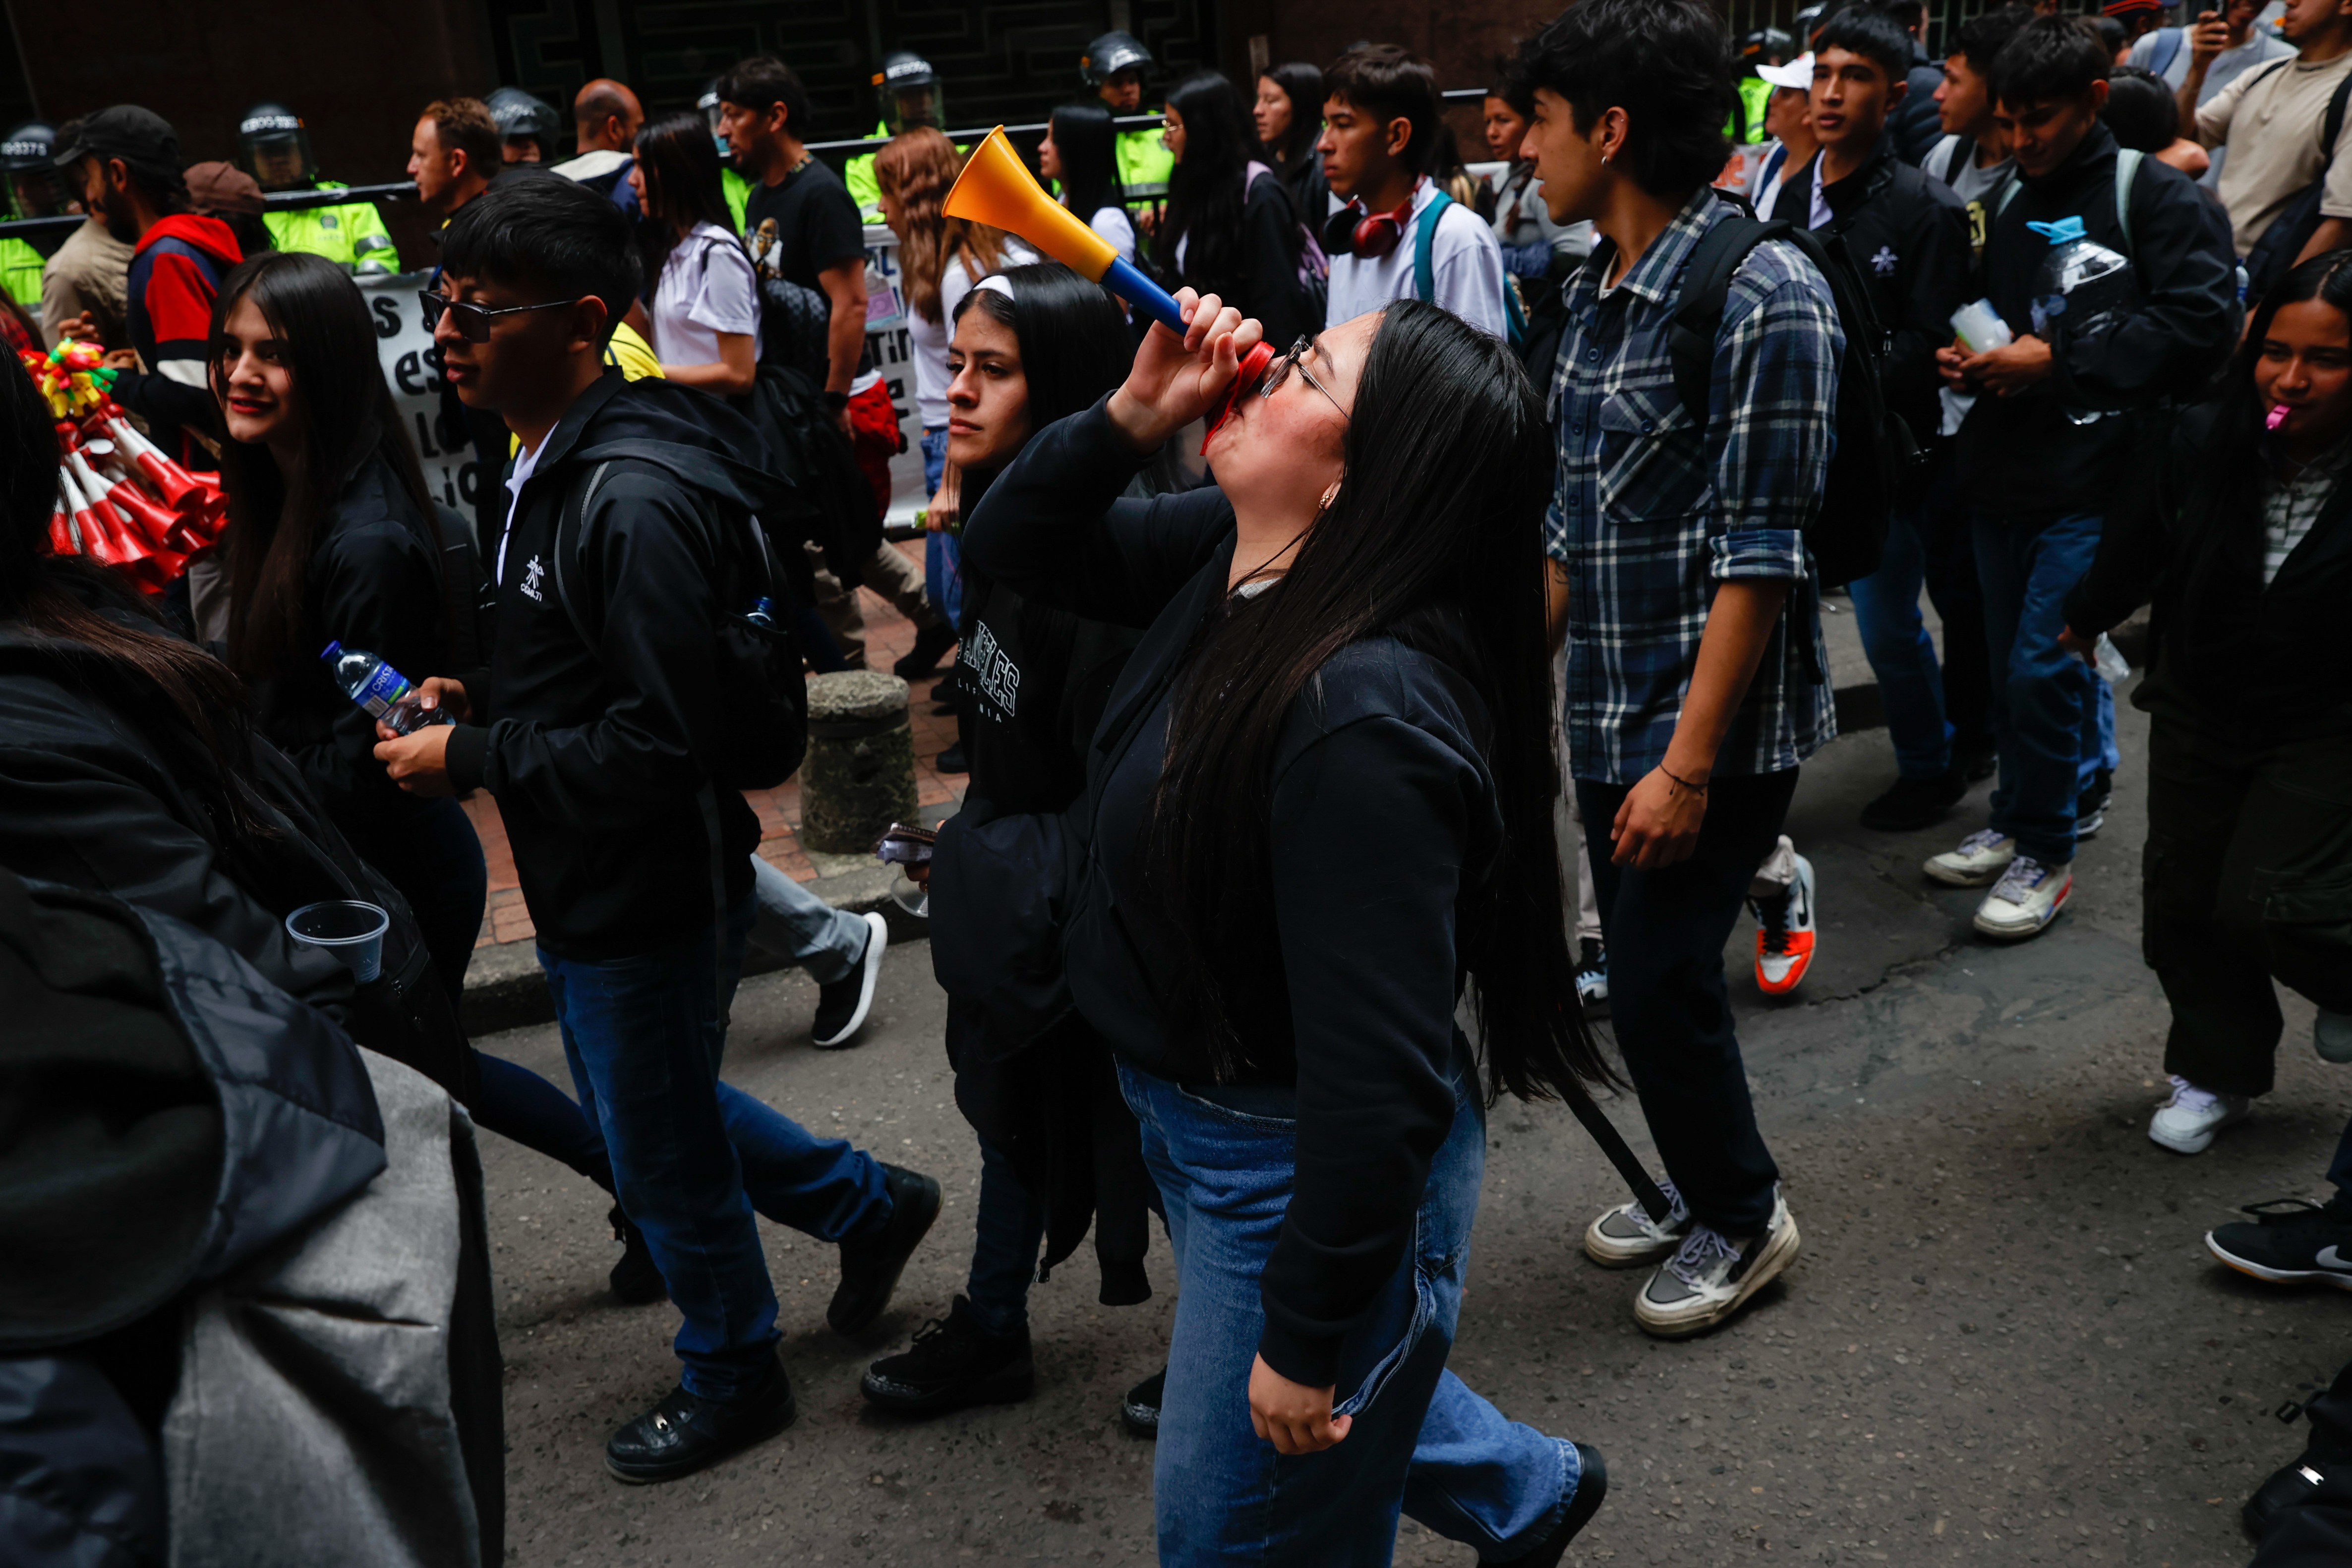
<box><xmin>1756</xmin><ymin>53</ymin><xmax>1814</xmax><ymax>90</ymax></box>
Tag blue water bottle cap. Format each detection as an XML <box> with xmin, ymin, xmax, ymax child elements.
<box><xmin>320</xmin><ymin>640</ymin><xmax>342</xmax><ymax>659</ymax></box>
<box><xmin>2027</xmin><ymin>216</ymin><xmax>2087</xmax><ymax>245</ymax></box>
<box><xmin>749</xmin><ymin>596</ymin><xmax>776</xmax><ymax>624</ymax></box>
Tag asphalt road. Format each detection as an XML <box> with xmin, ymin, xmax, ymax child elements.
<box><xmin>476</xmin><ymin>675</ymin><xmax>2352</xmax><ymax>1567</ymax></box>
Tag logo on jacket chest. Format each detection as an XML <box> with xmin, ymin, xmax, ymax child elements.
<box><xmin>963</xmin><ymin>621</ymin><xmax>1021</xmax><ymax>717</ymax></box>
<box><xmin>520</xmin><ymin>554</ymin><xmax>546</xmax><ymax>604</ymax></box>
<box><xmin>1870</xmin><ymin>245</ymin><xmax>1898</xmax><ymax>277</ymax></box>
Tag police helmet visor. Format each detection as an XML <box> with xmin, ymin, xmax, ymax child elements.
<box><xmin>245</xmin><ymin>131</ymin><xmax>312</xmax><ymax>190</ymax></box>
<box><xmin>5</xmin><ymin>170</ymin><xmax>59</xmax><ymax>220</ymax></box>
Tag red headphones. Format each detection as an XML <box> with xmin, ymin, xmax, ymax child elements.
<box><xmin>1322</xmin><ymin>186</ymin><xmax>1419</xmax><ymax>260</ymax></box>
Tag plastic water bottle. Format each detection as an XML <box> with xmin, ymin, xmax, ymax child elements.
<box><xmin>2026</xmin><ymin>217</ymin><xmax>2133</xmax><ymax>426</ymax></box>
<box><xmin>322</xmin><ymin>640</ymin><xmax>448</xmax><ymax>734</ymax></box>
<box><xmin>745</xmin><ymin>596</ymin><xmax>777</xmax><ymax>627</ymax></box>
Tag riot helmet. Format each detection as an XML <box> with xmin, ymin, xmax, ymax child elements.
<box><xmin>1081</xmin><ymin>31</ymin><xmax>1154</xmax><ymax>108</ymax></box>
<box><xmin>0</xmin><ymin>121</ymin><xmax>61</xmax><ymax>219</ymax></box>
<box><xmin>236</xmin><ymin>102</ymin><xmax>315</xmax><ymax>191</ymax></box>
<box><xmin>485</xmin><ymin>86</ymin><xmax>561</xmax><ymax>163</ymax></box>
<box><xmin>1738</xmin><ymin>27</ymin><xmax>1797</xmax><ymax>65</ymax></box>
<box><xmin>874</xmin><ymin>50</ymin><xmax>944</xmax><ymax>136</ymax></box>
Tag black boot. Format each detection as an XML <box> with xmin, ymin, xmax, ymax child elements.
<box><xmin>608</xmin><ymin>1205</ymin><xmax>666</xmax><ymax>1306</ymax></box>
<box><xmin>829</xmin><ymin>1164</ymin><xmax>942</xmax><ymax>1334</ymax></box>
<box><xmin>604</xmin><ymin>1353</ymin><xmax>796</xmax><ymax>1484</ymax></box>
<box><xmin>1508</xmin><ymin>1444</ymin><xmax>1609</xmax><ymax>1567</ymax></box>
<box><xmin>892</xmin><ymin>621</ymin><xmax>959</xmax><ymax>680</ymax></box>
<box><xmin>1120</xmin><ymin>1368</ymin><xmax>1166</xmax><ymax>1438</ymax></box>
<box><xmin>861</xmin><ymin>1296</ymin><xmax>1035</xmax><ymax>1415</ymax></box>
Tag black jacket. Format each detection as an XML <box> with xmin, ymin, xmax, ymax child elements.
<box><xmin>442</xmin><ymin>370</ymin><xmax>774</xmax><ymax>959</ymax></box>
<box><xmin>1170</xmin><ymin>172</ymin><xmax>1317</xmax><ymax>353</ymax></box>
<box><xmin>2064</xmin><ymin>399</ymin><xmax>2352</xmax><ymax>736</ymax></box>
<box><xmin>1956</xmin><ymin>124</ymin><xmax>2238</xmax><ymax>520</ymax></box>
<box><xmin>247</xmin><ymin>453</ymin><xmax>446</xmax><ymax>852</ymax></box>
<box><xmin>1772</xmin><ymin>139</ymin><xmax>1973</xmax><ymax>447</ymax></box>
<box><xmin>962</xmin><ymin>400</ymin><xmax>1505</xmax><ymax>1388</ymax></box>
<box><xmin>1891</xmin><ymin>45</ymin><xmax>1948</xmax><ymax>167</ymax></box>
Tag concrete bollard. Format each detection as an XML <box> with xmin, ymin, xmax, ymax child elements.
<box><xmin>800</xmin><ymin>670</ymin><xmax>920</xmax><ymax>855</ymax></box>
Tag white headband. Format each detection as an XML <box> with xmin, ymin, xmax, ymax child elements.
<box><xmin>975</xmin><ymin>273</ymin><xmax>1016</xmax><ymax>303</ymax></box>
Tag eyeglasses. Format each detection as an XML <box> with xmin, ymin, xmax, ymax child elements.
<box><xmin>1260</xmin><ymin>335</ymin><xmax>1348</xmax><ymax>421</ymax></box>
<box><xmin>417</xmin><ymin>290</ymin><xmax>577</xmax><ymax>343</ymax></box>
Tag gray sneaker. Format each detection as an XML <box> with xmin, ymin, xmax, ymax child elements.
<box><xmin>2317</xmin><ymin>1010</ymin><xmax>2352</xmax><ymax>1065</ymax></box>
<box><xmin>1582</xmin><ymin>1181</ymin><xmax>1689</xmax><ymax>1268</ymax></box>
<box><xmin>1633</xmin><ymin>1190</ymin><xmax>1800</xmax><ymax>1339</ymax></box>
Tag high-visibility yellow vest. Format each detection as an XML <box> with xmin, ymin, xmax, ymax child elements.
<box><xmin>1115</xmin><ymin>125</ymin><xmax>1174</xmax><ymax>200</ymax></box>
<box><xmin>262</xmin><ymin>179</ymin><xmax>396</xmax><ymax>270</ymax></box>
<box><xmin>0</xmin><ymin>235</ymin><xmax>42</xmax><ymax>313</ymax></box>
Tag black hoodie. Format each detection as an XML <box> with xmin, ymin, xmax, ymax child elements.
<box><xmin>1955</xmin><ymin>124</ymin><xmax>2237</xmax><ymax>521</ymax></box>
<box><xmin>442</xmin><ymin>370</ymin><xmax>781</xmax><ymax>960</ymax></box>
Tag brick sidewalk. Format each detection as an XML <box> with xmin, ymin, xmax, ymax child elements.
<box><xmin>467</xmin><ymin>539</ymin><xmax>965</xmax><ymax>950</ymax></box>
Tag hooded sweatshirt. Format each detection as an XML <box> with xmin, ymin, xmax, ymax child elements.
<box><xmin>118</xmin><ymin>212</ymin><xmax>240</xmax><ymax>469</ymax></box>
<box><xmin>442</xmin><ymin>370</ymin><xmax>787</xmax><ymax>959</ymax></box>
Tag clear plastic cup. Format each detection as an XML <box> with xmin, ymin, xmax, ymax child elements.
<box><xmin>286</xmin><ymin>900</ymin><xmax>390</xmax><ymax>984</ymax></box>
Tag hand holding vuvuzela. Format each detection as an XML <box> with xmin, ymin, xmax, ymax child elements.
<box><xmin>1106</xmin><ymin>288</ymin><xmax>1262</xmax><ymax>453</ymax></box>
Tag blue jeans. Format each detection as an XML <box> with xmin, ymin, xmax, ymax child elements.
<box><xmin>1971</xmin><ymin>509</ymin><xmax>2112</xmax><ymax>866</ymax></box>
<box><xmin>965</xmin><ymin>1134</ymin><xmax>1049</xmax><ymax>1337</ymax></box>
<box><xmin>920</xmin><ymin>425</ymin><xmax>963</xmax><ymax>628</ymax></box>
<box><xmin>1120</xmin><ymin>1052</ymin><xmax>1580</xmax><ymax>1565</ymax></box>
<box><xmin>540</xmin><ymin>895</ymin><xmax>892</xmax><ymax>1400</ymax></box>
<box><xmin>1850</xmin><ymin>501</ymin><xmax>1954</xmax><ymax>779</ymax></box>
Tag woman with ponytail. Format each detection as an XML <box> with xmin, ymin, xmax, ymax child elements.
<box><xmin>961</xmin><ymin>291</ymin><xmax>1607</xmax><ymax>1560</ymax></box>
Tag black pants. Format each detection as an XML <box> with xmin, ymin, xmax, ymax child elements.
<box><xmin>2253</xmin><ymin>1356</ymin><xmax>2352</xmax><ymax>1565</ymax></box>
<box><xmin>1917</xmin><ymin>459</ymin><xmax>1994</xmax><ymax>757</ymax></box>
<box><xmin>2145</xmin><ymin>704</ymin><xmax>2352</xmax><ymax>1098</ymax></box>
<box><xmin>1576</xmin><ymin>767</ymin><xmax>1797</xmax><ymax>1237</ymax></box>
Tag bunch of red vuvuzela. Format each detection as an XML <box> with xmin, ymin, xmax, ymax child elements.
<box><xmin>48</xmin><ymin>407</ymin><xmax>227</xmax><ymax>591</ymax></box>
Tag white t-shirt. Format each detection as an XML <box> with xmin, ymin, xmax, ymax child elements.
<box><xmin>497</xmin><ymin>434</ymin><xmax>547</xmax><ymax>589</ymax></box>
<box><xmin>649</xmin><ymin>223</ymin><xmax>759</xmax><ymax>367</ymax></box>
<box><xmin>906</xmin><ymin>240</ymin><xmax>1039</xmax><ymax>428</ymax></box>
<box><xmin>1324</xmin><ymin>178</ymin><xmax>1509</xmax><ymax>338</ymax></box>
<box><xmin>1089</xmin><ymin>205</ymin><xmax>1137</xmax><ymax>265</ymax></box>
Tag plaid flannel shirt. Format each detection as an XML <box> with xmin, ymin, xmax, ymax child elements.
<box><xmin>1544</xmin><ymin>188</ymin><xmax>1841</xmax><ymax>786</ymax></box>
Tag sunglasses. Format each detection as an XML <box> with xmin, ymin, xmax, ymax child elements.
<box><xmin>1260</xmin><ymin>335</ymin><xmax>1348</xmax><ymax>420</ymax></box>
<box><xmin>418</xmin><ymin>290</ymin><xmax>577</xmax><ymax>343</ymax></box>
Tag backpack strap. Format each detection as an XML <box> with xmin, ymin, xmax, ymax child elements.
<box><xmin>1413</xmin><ymin>189</ymin><xmax>1455</xmax><ymax>304</ymax></box>
<box><xmin>2148</xmin><ymin>26</ymin><xmax>2184</xmax><ymax>82</ymax></box>
<box><xmin>2114</xmin><ymin>146</ymin><xmax>2143</xmax><ymax>263</ymax></box>
<box><xmin>549</xmin><ymin>461</ymin><xmax>612</xmax><ymax>651</ymax></box>
<box><xmin>1666</xmin><ymin>212</ymin><xmax>1781</xmax><ymax>427</ymax></box>
<box><xmin>2323</xmin><ymin>69</ymin><xmax>2352</xmax><ymax>175</ymax></box>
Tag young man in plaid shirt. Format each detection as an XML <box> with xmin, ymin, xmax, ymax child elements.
<box><xmin>1511</xmin><ymin>0</ymin><xmax>1838</xmax><ymax>1338</ymax></box>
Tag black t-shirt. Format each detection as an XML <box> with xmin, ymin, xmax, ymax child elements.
<box><xmin>743</xmin><ymin>158</ymin><xmax>866</xmax><ymax>293</ymax></box>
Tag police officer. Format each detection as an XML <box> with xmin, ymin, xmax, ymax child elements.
<box><xmin>236</xmin><ymin>104</ymin><xmax>397</xmax><ymax>273</ymax></box>
<box><xmin>846</xmin><ymin>50</ymin><xmax>948</xmax><ymax>223</ymax></box>
<box><xmin>1082</xmin><ymin>31</ymin><xmax>1172</xmax><ymax>203</ymax></box>
<box><xmin>1734</xmin><ymin>29</ymin><xmax>1795</xmax><ymax>144</ymax></box>
<box><xmin>700</xmin><ymin>80</ymin><xmax>754</xmax><ymax>230</ymax></box>
<box><xmin>485</xmin><ymin>86</ymin><xmax>561</xmax><ymax>164</ymax></box>
<box><xmin>0</xmin><ymin>123</ymin><xmax>59</xmax><ymax>312</ymax></box>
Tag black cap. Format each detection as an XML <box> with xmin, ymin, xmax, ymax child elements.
<box><xmin>52</xmin><ymin>104</ymin><xmax>179</xmax><ymax>171</ymax></box>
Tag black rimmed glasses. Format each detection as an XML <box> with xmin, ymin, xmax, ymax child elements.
<box><xmin>418</xmin><ymin>290</ymin><xmax>577</xmax><ymax>343</ymax></box>
<box><xmin>1260</xmin><ymin>335</ymin><xmax>1348</xmax><ymax>420</ymax></box>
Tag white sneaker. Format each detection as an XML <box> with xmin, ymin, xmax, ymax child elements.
<box><xmin>1582</xmin><ymin>1181</ymin><xmax>1689</xmax><ymax>1268</ymax></box>
<box><xmin>1972</xmin><ymin>856</ymin><xmax>2070</xmax><ymax>939</ymax></box>
<box><xmin>1634</xmin><ymin>1189</ymin><xmax>1801</xmax><ymax>1339</ymax></box>
<box><xmin>2148</xmin><ymin>1075</ymin><xmax>2252</xmax><ymax>1155</ymax></box>
<box><xmin>1750</xmin><ymin>854</ymin><xmax>1816</xmax><ymax>995</ymax></box>
<box><xmin>1925</xmin><ymin>829</ymin><xmax>2017</xmax><ymax>888</ymax></box>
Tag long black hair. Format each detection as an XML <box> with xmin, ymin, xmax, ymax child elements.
<box><xmin>949</xmin><ymin>262</ymin><xmax>1132</xmax><ymax>445</ymax></box>
<box><xmin>1048</xmin><ymin>101</ymin><xmax>1122</xmax><ymax>223</ymax></box>
<box><xmin>1</xmin><ymin>332</ymin><xmax>269</xmax><ymax>838</ymax></box>
<box><xmin>210</xmin><ymin>250</ymin><xmax>439</xmax><ymax>678</ymax></box>
<box><xmin>2198</xmin><ymin>249</ymin><xmax>2352</xmax><ymax>526</ymax></box>
<box><xmin>1139</xmin><ymin>299</ymin><xmax>1607</xmax><ymax>1103</ymax></box>
<box><xmin>1157</xmin><ymin>71</ymin><xmax>1266</xmax><ymax>303</ymax></box>
<box><xmin>632</xmin><ymin>109</ymin><xmax>737</xmax><ymax>301</ymax></box>
<box><xmin>1261</xmin><ymin>62</ymin><xmax>1324</xmax><ymax>168</ymax></box>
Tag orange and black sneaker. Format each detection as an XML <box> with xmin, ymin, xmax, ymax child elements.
<box><xmin>1750</xmin><ymin>853</ymin><xmax>1816</xmax><ymax>995</ymax></box>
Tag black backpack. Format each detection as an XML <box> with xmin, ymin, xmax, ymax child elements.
<box><xmin>550</xmin><ymin>448</ymin><xmax>810</xmax><ymax>792</ymax></box>
<box><xmin>1664</xmin><ymin>202</ymin><xmax>1915</xmax><ymax>593</ymax></box>
<box><xmin>2241</xmin><ymin>59</ymin><xmax>2352</xmax><ymax>303</ymax></box>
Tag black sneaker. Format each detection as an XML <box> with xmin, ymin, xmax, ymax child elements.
<box><xmin>861</xmin><ymin>1296</ymin><xmax>1035</xmax><ymax>1415</ymax></box>
<box><xmin>934</xmin><ymin>744</ymin><xmax>969</xmax><ymax>775</ymax></box>
<box><xmin>1858</xmin><ymin>770</ymin><xmax>1968</xmax><ymax>831</ymax></box>
<box><xmin>1954</xmin><ymin>735</ymin><xmax>1998</xmax><ymax>783</ymax></box>
<box><xmin>608</xmin><ymin>1204</ymin><xmax>666</xmax><ymax>1306</ymax></box>
<box><xmin>1120</xmin><ymin>1368</ymin><xmax>1166</xmax><ymax>1438</ymax></box>
<box><xmin>605</xmin><ymin>1353</ymin><xmax>796</xmax><ymax>1484</ymax></box>
<box><xmin>1507</xmin><ymin>1443</ymin><xmax>1609</xmax><ymax>1568</ymax></box>
<box><xmin>1574</xmin><ymin>937</ymin><xmax>1609</xmax><ymax>1016</ymax></box>
<box><xmin>2074</xmin><ymin>767</ymin><xmax>2113</xmax><ymax>840</ymax></box>
<box><xmin>2207</xmin><ymin>1198</ymin><xmax>2352</xmax><ymax>1291</ymax></box>
<box><xmin>812</xmin><ymin>911</ymin><xmax>888</xmax><ymax>1049</ymax></box>
<box><xmin>892</xmin><ymin>622</ymin><xmax>959</xmax><ymax>681</ymax></box>
<box><xmin>830</xmin><ymin>1163</ymin><xmax>942</xmax><ymax>1335</ymax></box>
